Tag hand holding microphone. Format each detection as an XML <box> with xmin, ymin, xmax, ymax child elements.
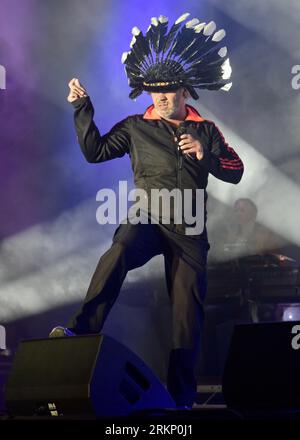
<box><xmin>174</xmin><ymin>127</ymin><xmax>204</xmax><ymax>161</ymax></box>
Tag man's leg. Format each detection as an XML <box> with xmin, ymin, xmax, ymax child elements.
<box><xmin>67</xmin><ymin>223</ymin><xmax>163</xmax><ymax>334</ymax></box>
<box><xmin>163</xmin><ymin>237</ymin><xmax>207</xmax><ymax>407</ymax></box>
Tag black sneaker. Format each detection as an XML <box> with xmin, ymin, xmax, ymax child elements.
<box><xmin>49</xmin><ymin>326</ymin><xmax>76</xmax><ymax>338</ymax></box>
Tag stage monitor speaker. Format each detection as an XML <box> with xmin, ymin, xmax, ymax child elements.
<box><xmin>5</xmin><ymin>334</ymin><xmax>175</xmax><ymax>417</ymax></box>
<box><xmin>222</xmin><ymin>321</ymin><xmax>300</xmax><ymax>410</ymax></box>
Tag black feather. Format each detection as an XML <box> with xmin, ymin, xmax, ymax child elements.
<box><xmin>160</xmin><ymin>13</ymin><xmax>190</xmax><ymax>58</ymax></box>
<box><xmin>166</xmin><ymin>26</ymin><xmax>197</xmax><ymax>61</ymax></box>
<box><xmin>182</xmin><ymin>40</ymin><xmax>223</xmax><ymax>67</ymax></box>
<box><xmin>129</xmin><ymin>87</ymin><xmax>143</xmax><ymax>99</ymax></box>
<box><xmin>157</xmin><ymin>16</ymin><xmax>169</xmax><ymax>58</ymax></box>
<box><xmin>146</xmin><ymin>18</ymin><xmax>159</xmax><ymax>58</ymax></box>
<box><xmin>131</xmin><ymin>33</ymin><xmax>152</xmax><ymax>69</ymax></box>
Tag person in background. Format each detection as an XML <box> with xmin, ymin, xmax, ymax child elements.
<box><xmin>225</xmin><ymin>198</ymin><xmax>283</xmax><ymax>256</ymax></box>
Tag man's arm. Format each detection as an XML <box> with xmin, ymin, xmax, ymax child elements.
<box><xmin>201</xmin><ymin>122</ymin><xmax>244</xmax><ymax>184</ymax></box>
<box><xmin>178</xmin><ymin>122</ymin><xmax>243</xmax><ymax>184</ymax></box>
<box><xmin>67</xmin><ymin>78</ymin><xmax>130</xmax><ymax>163</ymax></box>
<box><xmin>72</xmin><ymin>97</ymin><xmax>131</xmax><ymax>163</ymax></box>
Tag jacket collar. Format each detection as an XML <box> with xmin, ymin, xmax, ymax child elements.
<box><xmin>143</xmin><ymin>104</ymin><xmax>205</xmax><ymax>122</ymax></box>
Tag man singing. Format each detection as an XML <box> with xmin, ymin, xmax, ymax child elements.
<box><xmin>50</xmin><ymin>13</ymin><xmax>244</xmax><ymax>409</ymax></box>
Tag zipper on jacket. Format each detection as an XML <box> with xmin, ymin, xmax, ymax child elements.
<box><xmin>165</xmin><ymin>122</ymin><xmax>184</xmax><ymax>233</ymax></box>
<box><xmin>176</xmin><ymin>132</ymin><xmax>183</xmax><ymax>232</ymax></box>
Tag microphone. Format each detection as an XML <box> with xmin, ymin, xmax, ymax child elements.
<box><xmin>175</xmin><ymin>125</ymin><xmax>187</xmax><ymax>155</ymax></box>
<box><xmin>175</xmin><ymin>124</ymin><xmax>188</xmax><ymax>141</ymax></box>
<box><xmin>175</xmin><ymin>124</ymin><xmax>195</xmax><ymax>160</ymax></box>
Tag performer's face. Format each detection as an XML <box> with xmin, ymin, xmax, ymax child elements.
<box><xmin>150</xmin><ymin>88</ymin><xmax>187</xmax><ymax>119</ymax></box>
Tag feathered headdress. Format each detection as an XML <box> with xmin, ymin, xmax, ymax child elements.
<box><xmin>121</xmin><ymin>12</ymin><xmax>232</xmax><ymax>100</ymax></box>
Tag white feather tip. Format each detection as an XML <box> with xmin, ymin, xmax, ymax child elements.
<box><xmin>132</xmin><ymin>26</ymin><xmax>141</xmax><ymax>36</ymax></box>
<box><xmin>158</xmin><ymin>15</ymin><xmax>168</xmax><ymax>23</ymax></box>
<box><xmin>218</xmin><ymin>46</ymin><xmax>227</xmax><ymax>57</ymax></box>
<box><xmin>203</xmin><ymin>21</ymin><xmax>216</xmax><ymax>36</ymax></box>
<box><xmin>221</xmin><ymin>82</ymin><xmax>232</xmax><ymax>91</ymax></box>
<box><xmin>130</xmin><ymin>36</ymin><xmax>136</xmax><ymax>48</ymax></box>
<box><xmin>194</xmin><ymin>22</ymin><xmax>206</xmax><ymax>33</ymax></box>
<box><xmin>151</xmin><ymin>17</ymin><xmax>158</xmax><ymax>26</ymax></box>
<box><xmin>212</xmin><ymin>29</ymin><xmax>226</xmax><ymax>42</ymax></box>
<box><xmin>186</xmin><ymin>18</ymin><xmax>200</xmax><ymax>28</ymax></box>
<box><xmin>175</xmin><ymin>12</ymin><xmax>190</xmax><ymax>24</ymax></box>
<box><xmin>222</xmin><ymin>58</ymin><xmax>232</xmax><ymax>80</ymax></box>
<box><xmin>121</xmin><ymin>52</ymin><xmax>129</xmax><ymax>64</ymax></box>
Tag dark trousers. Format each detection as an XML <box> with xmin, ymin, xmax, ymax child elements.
<box><xmin>68</xmin><ymin>223</ymin><xmax>208</xmax><ymax>406</ymax></box>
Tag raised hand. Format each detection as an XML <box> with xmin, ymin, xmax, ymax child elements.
<box><xmin>67</xmin><ymin>78</ymin><xmax>88</xmax><ymax>103</ymax></box>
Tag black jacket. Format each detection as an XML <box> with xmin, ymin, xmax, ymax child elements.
<box><xmin>72</xmin><ymin>97</ymin><xmax>244</xmax><ymax>238</ymax></box>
